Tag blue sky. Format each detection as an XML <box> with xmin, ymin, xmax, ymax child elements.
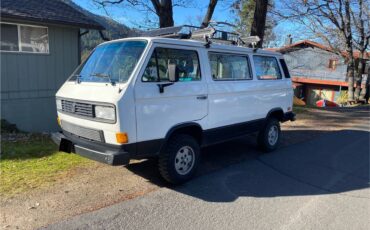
<box><xmin>73</xmin><ymin>0</ymin><xmax>306</xmax><ymax>46</ymax></box>
<box><xmin>74</xmin><ymin>0</ymin><xmax>234</xmax><ymax>27</ymax></box>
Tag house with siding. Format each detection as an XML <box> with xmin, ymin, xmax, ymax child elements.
<box><xmin>1</xmin><ymin>0</ymin><xmax>104</xmax><ymax>132</ymax></box>
<box><xmin>271</xmin><ymin>40</ymin><xmax>369</xmax><ymax>105</ymax></box>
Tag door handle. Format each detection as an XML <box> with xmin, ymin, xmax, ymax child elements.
<box><xmin>196</xmin><ymin>95</ymin><xmax>208</xmax><ymax>100</ymax></box>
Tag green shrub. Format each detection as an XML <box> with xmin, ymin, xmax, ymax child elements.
<box><xmin>336</xmin><ymin>90</ymin><xmax>348</xmax><ymax>105</ymax></box>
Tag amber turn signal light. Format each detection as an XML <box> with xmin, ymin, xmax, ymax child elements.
<box><xmin>57</xmin><ymin>117</ymin><xmax>61</xmax><ymax>126</ymax></box>
<box><xmin>116</xmin><ymin>132</ymin><xmax>128</xmax><ymax>144</ymax></box>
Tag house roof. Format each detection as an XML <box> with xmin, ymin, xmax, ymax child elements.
<box><xmin>269</xmin><ymin>40</ymin><xmax>369</xmax><ymax>60</ymax></box>
<box><xmin>292</xmin><ymin>77</ymin><xmax>348</xmax><ymax>87</ymax></box>
<box><xmin>0</xmin><ymin>0</ymin><xmax>104</xmax><ymax>30</ymax></box>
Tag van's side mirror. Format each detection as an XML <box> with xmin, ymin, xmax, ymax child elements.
<box><xmin>168</xmin><ymin>63</ymin><xmax>179</xmax><ymax>82</ymax></box>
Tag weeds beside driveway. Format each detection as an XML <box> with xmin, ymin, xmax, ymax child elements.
<box><xmin>0</xmin><ymin>134</ymin><xmax>92</xmax><ymax>197</ymax></box>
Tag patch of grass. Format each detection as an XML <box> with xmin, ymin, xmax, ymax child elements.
<box><xmin>0</xmin><ymin>135</ymin><xmax>93</xmax><ymax>196</ymax></box>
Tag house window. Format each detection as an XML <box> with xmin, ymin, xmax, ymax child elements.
<box><xmin>0</xmin><ymin>24</ymin><xmax>19</xmax><ymax>51</ymax></box>
<box><xmin>0</xmin><ymin>23</ymin><xmax>49</xmax><ymax>53</ymax></box>
<box><xmin>328</xmin><ymin>59</ymin><xmax>337</xmax><ymax>70</ymax></box>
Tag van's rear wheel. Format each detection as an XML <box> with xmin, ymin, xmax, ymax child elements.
<box><xmin>258</xmin><ymin>118</ymin><xmax>281</xmax><ymax>152</ymax></box>
<box><xmin>158</xmin><ymin>134</ymin><xmax>200</xmax><ymax>184</ymax></box>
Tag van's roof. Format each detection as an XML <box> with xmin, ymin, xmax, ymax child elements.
<box><xmin>101</xmin><ymin>37</ymin><xmax>282</xmax><ymax>57</ymax></box>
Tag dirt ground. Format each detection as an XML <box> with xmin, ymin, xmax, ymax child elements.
<box><xmin>1</xmin><ymin>106</ymin><xmax>369</xmax><ymax>230</ymax></box>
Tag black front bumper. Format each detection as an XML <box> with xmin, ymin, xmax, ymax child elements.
<box><xmin>51</xmin><ymin>132</ymin><xmax>130</xmax><ymax>166</ymax></box>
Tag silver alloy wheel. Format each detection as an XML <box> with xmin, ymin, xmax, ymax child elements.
<box><xmin>174</xmin><ymin>146</ymin><xmax>195</xmax><ymax>175</ymax></box>
<box><xmin>268</xmin><ymin>125</ymin><xmax>279</xmax><ymax>146</ymax></box>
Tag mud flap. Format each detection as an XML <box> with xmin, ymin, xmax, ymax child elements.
<box><xmin>60</xmin><ymin>138</ymin><xmax>73</xmax><ymax>153</ymax></box>
<box><xmin>51</xmin><ymin>132</ymin><xmax>73</xmax><ymax>153</ymax></box>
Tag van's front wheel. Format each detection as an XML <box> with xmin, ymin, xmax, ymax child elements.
<box><xmin>158</xmin><ymin>134</ymin><xmax>200</xmax><ymax>184</ymax></box>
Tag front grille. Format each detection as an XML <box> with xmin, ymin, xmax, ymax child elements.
<box><xmin>61</xmin><ymin>100</ymin><xmax>94</xmax><ymax>118</ymax></box>
<box><xmin>61</xmin><ymin>121</ymin><xmax>105</xmax><ymax>142</ymax></box>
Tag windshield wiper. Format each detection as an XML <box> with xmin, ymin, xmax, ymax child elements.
<box><xmin>90</xmin><ymin>73</ymin><xmax>116</xmax><ymax>85</ymax></box>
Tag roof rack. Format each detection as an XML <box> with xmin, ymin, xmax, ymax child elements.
<box><xmin>140</xmin><ymin>25</ymin><xmax>260</xmax><ymax>48</ymax></box>
<box><xmin>141</xmin><ymin>25</ymin><xmax>191</xmax><ymax>38</ymax></box>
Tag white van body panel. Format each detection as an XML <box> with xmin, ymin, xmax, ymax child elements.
<box><xmin>56</xmin><ymin>82</ymin><xmax>123</xmax><ymax>101</ymax></box>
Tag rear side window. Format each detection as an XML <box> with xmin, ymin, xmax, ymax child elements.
<box><xmin>142</xmin><ymin>47</ymin><xmax>201</xmax><ymax>82</ymax></box>
<box><xmin>209</xmin><ymin>53</ymin><xmax>252</xmax><ymax>80</ymax></box>
<box><xmin>280</xmin><ymin>59</ymin><xmax>291</xmax><ymax>78</ymax></box>
<box><xmin>253</xmin><ymin>56</ymin><xmax>282</xmax><ymax>80</ymax></box>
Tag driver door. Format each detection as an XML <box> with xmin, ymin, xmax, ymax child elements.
<box><xmin>134</xmin><ymin>45</ymin><xmax>208</xmax><ymax>144</ymax></box>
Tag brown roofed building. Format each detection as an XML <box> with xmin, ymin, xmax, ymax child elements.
<box><xmin>269</xmin><ymin>40</ymin><xmax>369</xmax><ymax>105</ymax></box>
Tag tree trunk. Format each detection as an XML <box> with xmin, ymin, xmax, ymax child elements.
<box><xmin>250</xmin><ymin>0</ymin><xmax>268</xmax><ymax>48</ymax></box>
<box><xmin>354</xmin><ymin>0</ymin><xmax>366</xmax><ymax>101</ymax></box>
<box><xmin>354</xmin><ymin>56</ymin><xmax>365</xmax><ymax>100</ymax></box>
<box><xmin>343</xmin><ymin>0</ymin><xmax>355</xmax><ymax>102</ymax></box>
<box><xmin>151</xmin><ymin>0</ymin><xmax>174</xmax><ymax>28</ymax></box>
<box><xmin>159</xmin><ymin>0</ymin><xmax>174</xmax><ymax>28</ymax></box>
<box><xmin>200</xmin><ymin>0</ymin><xmax>218</xmax><ymax>28</ymax></box>
<box><xmin>347</xmin><ymin>57</ymin><xmax>355</xmax><ymax>101</ymax></box>
<box><xmin>359</xmin><ymin>60</ymin><xmax>369</xmax><ymax>101</ymax></box>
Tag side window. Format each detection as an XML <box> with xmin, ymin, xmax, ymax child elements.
<box><xmin>142</xmin><ymin>47</ymin><xmax>201</xmax><ymax>82</ymax></box>
<box><xmin>253</xmin><ymin>56</ymin><xmax>282</xmax><ymax>80</ymax></box>
<box><xmin>142</xmin><ymin>55</ymin><xmax>158</xmax><ymax>82</ymax></box>
<box><xmin>209</xmin><ymin>53</ymin><xmax>252</xmax><ymax>80</ymax></box>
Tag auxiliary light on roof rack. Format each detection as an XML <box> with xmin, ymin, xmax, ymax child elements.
<box><xmin>141</xmin><ymin>25</ymin><xmax>260</xmax><ymax>49</ymax></box>
<box><xmin>239</xmin><ymin>36</ymin><xmax>261</xmax><ymax>48</ymax></box>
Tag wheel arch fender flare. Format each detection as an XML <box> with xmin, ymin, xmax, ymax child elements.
<box><xmin>266</xmin><ymin>107</ymin><xmax>285</xmax><ymax>121</ymax></box>
<box><xmin>160</xmin><ymin>122</ymin><xmax>204</xmax><ymax>151</ymax></box>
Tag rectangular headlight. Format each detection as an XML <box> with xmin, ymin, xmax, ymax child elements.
<box><xmin>56</xmin><ymin>99</ymin><xmax>62</xmax><ymax>110</ymax></box>
<box><xmin>94</xmin><ymin>105</ymin><xmax>115</xmax><ymax>121</ymax></box>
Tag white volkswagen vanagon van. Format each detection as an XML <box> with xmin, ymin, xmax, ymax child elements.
<box><xmin>52</xmin><ymin>26</ymin><xmax>295</xmax><ymax>184</ymax></box>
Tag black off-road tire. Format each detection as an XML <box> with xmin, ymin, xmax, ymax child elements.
<box><xmin>158</xmin><ymin>134</ymin><xmax>200</xmax><ymax>184</ymax></box>
<box><xmin>258</xmin><ymin>118</ymin><xmax>281</xmax><ymax>152</ymax></box>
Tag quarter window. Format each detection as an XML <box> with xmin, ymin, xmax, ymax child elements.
<box><xmin>280</xmin><ymin>59</ymin><xmax>291</xmax><ymax>78</ymax></box>
<box><xmin>0</xmin><ymin>23</ymin><xmax>49</xmax><ymax>53</ymax></box>
<box><xmin>253</xmin><ymin>56</ymin><xmax>282</xmax><ymax>80</ymax></box>
<box><xmin>209</xmin><ymin>53</ymin><xmax>252</xmax><ymax>80</ymax></box>
<box><xmin>142</xmin><ymin>48</ymin><xmax>201</xmax><ymax>82</ymax></box>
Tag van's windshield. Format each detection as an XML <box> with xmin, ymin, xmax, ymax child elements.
<box><xmin>70</xmin><ymin>40</ymin><xmax>147</xmax><ymax>84</ymax></box>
